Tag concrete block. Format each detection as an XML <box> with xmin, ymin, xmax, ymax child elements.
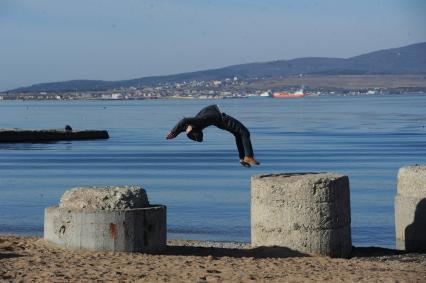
<box><xmin>44</xmin><ymin>186</ymin><xmax>166</xmax><ymax>252</ymax></box>
<box><xmin>395</xmin><ymin>165</ymin><xmax>426</xmax><ymax>252</ymax></box>
<box><xmin>251</xmin><ymin>173</ymin><xmax>352</xmax><ymax>258</ymax></box>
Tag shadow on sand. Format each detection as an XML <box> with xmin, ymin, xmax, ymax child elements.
<box><xmin>0</xmin><ymin>252</ymin><xmax>23</xmax><ymax>260</ymax></box>
<box><xmin>163</xmin><ymin>245</ymin><xmax>426</xmax><ymax>259</ymax></box>
<box><xmin>160</xmin><ymin>245</ymin><xmax>308</xmax><ymax>258</ymax></box>
<box><xmin>350</xmin><ymin>247</ymin><xmax>406</xmax><ymax>258</ymax></box>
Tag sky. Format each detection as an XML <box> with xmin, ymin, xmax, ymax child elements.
<box><xmin>1</xmin><ymin>0</ymin><xmax>425</xmax><ymax>91</ymax></box>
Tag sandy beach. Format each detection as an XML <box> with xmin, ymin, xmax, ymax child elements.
<box><xmin>1</xmin><ymin>235</ymin><xmax>425</xmax><ymax>282</ymax></box>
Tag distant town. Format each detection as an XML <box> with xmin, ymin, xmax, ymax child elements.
<box><xmin>2</xmin><ymin>42</ymin><xmax>425</xmax><ymax>101</ymax></box>
<box><xmin>1</xmin><ymin>76</ymin><xmax>423</xmax><ymax>101</ymax></box>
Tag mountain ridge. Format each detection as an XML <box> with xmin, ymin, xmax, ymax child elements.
<box><xmin>7</xmin><ymin>42</ymin><xmax>426</xmax><ymax>93</ymax></box>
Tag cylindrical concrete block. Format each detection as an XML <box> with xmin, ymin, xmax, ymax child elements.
<box><xmin>395</xmin><ymin>165</ymin><xmax>426</xmax><ymax>252</ymax></box>
<box><xmin>44</xmin><ymin>205</ymin><xmax>166</xmax><ymax>252</ymax></box>
<box><xmin>44</xmin><ymin>186</ymin><xmax>167</xmax><ymax>252</ymax></box>
<box><xmin>251</xmin><ymin>173</ymin><xmax>352</xmax><ymax>258</ymax></box>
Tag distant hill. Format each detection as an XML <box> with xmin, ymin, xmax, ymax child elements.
<box><xmin>7</xmin><ymin>42</ymin><xmax>426</xmax><ymax>93</ymax></box>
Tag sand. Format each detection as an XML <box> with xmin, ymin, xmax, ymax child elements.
<box><xmin>1</xmin><ymin>235</ymin><xmax>425</xmax><ymax>282</ymax></box>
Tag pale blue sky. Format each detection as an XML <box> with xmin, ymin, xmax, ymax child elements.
<box><xmin>1</xmin><ymin>0</ymin><xmax>425</xmax><ymax>91</ymax></box>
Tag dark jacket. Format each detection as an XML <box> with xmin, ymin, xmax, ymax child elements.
<box><xmin>170</xmin><ymin>105</ymin><xmax>249</xmax><ymax>140</ymax></box>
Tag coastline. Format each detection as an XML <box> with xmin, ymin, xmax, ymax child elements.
<box><xmin>1</xmin><ymin>235</ymin><xmax>425</xmax><ymax>282</ymax></box>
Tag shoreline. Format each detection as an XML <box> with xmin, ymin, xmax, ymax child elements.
<box><xmin>1</xmin><ymin>91</ymin><xmax>425</xmax><ymax>102</ymax></box>
<box><xmin>1</xmin><ymin>235</ymin><xmax>425</xmax><ymax>282</ymax></box>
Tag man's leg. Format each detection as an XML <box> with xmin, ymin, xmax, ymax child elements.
<box><xmin>222</xmin><ymin>113</ymin><xmax>259</xmax><ymax>166</ymax></box>
<box><xmin>235</xmin><ymin>134</ymin><xmax>251</xmax><ymax>167</ymax></box>
<box><xmin>241</xmin><ymin>130</ymin><xmax>259</xmax><ymax>165</ymax></box>
<box><xmin>234</xmin><ymin>134</ymin><xmax>245</xmax><ymax>160</ymax></box>
<box><xmin>240</xmin><ymin>131</ymin><xmax>254</xmax><ymax>157</ymax></box>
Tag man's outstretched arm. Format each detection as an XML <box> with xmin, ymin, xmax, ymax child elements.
<box><xmin>166</xmin><ymin>117</ymin><xmax>197</xmax><ymax>139</ymax></box>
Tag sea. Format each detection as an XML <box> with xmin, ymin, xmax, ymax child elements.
<box><xmin>1</xmin><ymin>94</ymin><xmax>425</xmax><ymax>248</ymax></box>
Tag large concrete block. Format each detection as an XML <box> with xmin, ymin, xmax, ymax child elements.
<box><xmin>395</xmin><ymin>165</ymin><xmax>426</xmax><ymax>252</ymax></box>
<box><xmin>44</xmin><ymin>186</ymin><xmax>166</xmax><ymax>252</ymax></box>
<box><xmin>251</xmin><ymin>173</ymin><xmax>352</xmax><ymax>258</ymax></box>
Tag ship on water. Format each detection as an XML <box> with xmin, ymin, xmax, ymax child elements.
<box><xmin>272</xmin><ymin>88</ymin><xmax>305</xmax><ymax>98</ymax></box>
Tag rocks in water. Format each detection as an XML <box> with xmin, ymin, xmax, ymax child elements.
<box><xmin>59</xmin><ymin>185</ymin><xmax>149</xmax><ymax>210</ymax></box>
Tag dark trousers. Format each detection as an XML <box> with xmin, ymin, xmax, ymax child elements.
<box><xmin>234</xmin><ymin>131</ymin><xmax>254</xmax><ymax>159</ymax></box>
<box><xmin>221</xmin><ymin>113</ymin><xmax>254</xmax><ymax>159</ymax></box>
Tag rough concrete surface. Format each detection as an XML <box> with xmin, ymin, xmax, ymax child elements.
<box><xmin>251</xmin><ymin>173</ymin><xmax>351</xmax><ymax>258</ymax></box>
<box><xmin>45</xmin><ymin>186</ymin><xmax>166</xmax><ymax>252</ymax></box>
<box><xmin>44</xmin><ymin>205</ymin><xmax>166</xmax><ymax>252</ymax></box>
<box><xmin>397</xmin><ymin>165</ymin><xmax>426</xmax><ymax>197</ymax></box>
<box><xmin>395</xmin><ymin>165</ymin><xmax>426</xmax><ymax>252</ymax></box>
<box><xmin>59</xmin><ymin>186</ymin><xmax>149</xmax><ymax>210</ymax></box>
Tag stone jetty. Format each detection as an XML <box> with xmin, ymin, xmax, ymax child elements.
<box><xmin>0</xmin><ymin>128</ymin><xmax>109</xmax><ymax>142</ymax></box>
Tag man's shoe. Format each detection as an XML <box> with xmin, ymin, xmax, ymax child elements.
<box><xmin>243</xmin><ymin>156</ymin><xmax>260</xmax><ymax>165</ymax></box>
<box><xmin>240</xmin><ymin>160</ymin><xmax>251</xmax><ymax>168</ymax></box>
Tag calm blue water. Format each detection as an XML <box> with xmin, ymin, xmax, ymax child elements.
<box><xmin>1</xmin><ymin>95</ymin><xmax>425</xmax><ymax>248</ymax></box>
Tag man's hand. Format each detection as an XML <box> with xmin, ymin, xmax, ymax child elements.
<box><xmin>185</xmin><ymin>125</ymin><xmax>193</xmax><ymax>134</ymax></box>
<box><xmin>166</xmin><ymin>132</ymin><xmax>176</xmax><ymax>140</ymax></box>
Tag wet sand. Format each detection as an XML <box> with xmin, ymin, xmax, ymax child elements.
<box><xmin>1</xmin><ymin>235</ymin><xmax>425</xmax><ymax>282</ymax></box>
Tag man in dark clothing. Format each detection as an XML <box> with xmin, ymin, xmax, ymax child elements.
<box><xmin>166</xmin><ymin>105</ymin><xmax>260</xmax><ymax>167</ymax></box>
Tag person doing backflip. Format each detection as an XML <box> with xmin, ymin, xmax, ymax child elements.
<box><xmin>166</xmin><ymin>105</ymin><xmax>260</xmax><ymax>167</ymax></box>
